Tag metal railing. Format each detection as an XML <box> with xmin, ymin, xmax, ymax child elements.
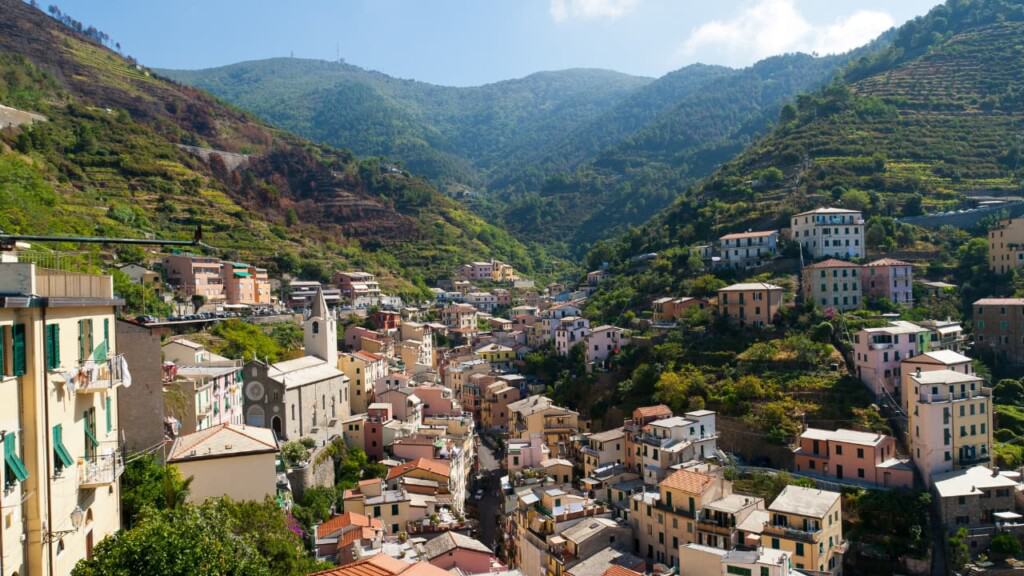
<box><xmin>79</xmin><ymin>452</ymin><xmax>125</xmax><ymax>488</ymax></box>
<box><xmin>72</xmin><ymin>354</ymin><xmax>127</xmax><ymax>394</ymax></box>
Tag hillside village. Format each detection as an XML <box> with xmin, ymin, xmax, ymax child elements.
<box><xmin>4</xmin><ymin>0</ymin><xmax>1024</xmax><ymax>575</ymax></box>
<box><xmin>3</xmin><ymin>203</ymin><xmax>1024</xmax><ymax>576</ymax></box>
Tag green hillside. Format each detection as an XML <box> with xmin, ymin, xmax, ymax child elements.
<box><xmin>584</xmin><ymin>0</ymin><xmax>1024</xmax><ymax>318</ymax></box>
<box><xmin>161</xmin><ymin>59</ymin><xmax>652</xmax><ymax>192</ymax></box>
<box><xmin>166</xmin><ymin>51</ymin><xmax>859</xmax><ymax>257</ymax></box>
<box><xmin>492</xmin><ymin>52</ymin><xmax>861</xmax><ymax>254</ymax></box>
<box><xmin>0</xmin><ymin>0</ymin><xmax>553</xmax><ymax>296</ymax></box>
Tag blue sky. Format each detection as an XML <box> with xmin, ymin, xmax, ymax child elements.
<box><xmin>50</xmin><ymin>0</ymin><xmax>941</xmax><ymax>86</ymax></box>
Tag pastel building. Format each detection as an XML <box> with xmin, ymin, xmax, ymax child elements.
<box><xmin>166</xmin><ymin>423</ymin><xmax>279</xmax><ymax>504</ymax></box>
<box><xmin>163</xmin><ymin>254</ymin><xmax>225</xmax><ymax>301</ymax></box>
<box><xmin>717</xmin><ymin>283</ymin><xmax>784</xmax><ymax>327</ymax></box>
<box><xmin>651</xmin><ymin>297</ymin><xmax>707</xmax><ymax>325</ymax></box>
<box><xmin>900</xmin><ymin>349</ymin><xmax>974</xmax><ymax>414</ymax></box>
<box><xmin>790</xmin><ymin>207</ymin><xmax>864</xmax><ymax>260</ymax></box>
<box><xmin>906</xmin><ymin>369</ymin><xmax>992</xmax><ymax>485</ymax></box>
<box><xmin>718</xmin><ymin>230</ymin><xmax>779</xmax><ymax>269</ymax></box>
<box><xmin>222</xmin><ymin>262</ymin><xmax>271</xmax><ymax>305</ymax></box>
<box><xmin>793</xmin><ymin>428</ymin><xmax>913</xmax><ymax>488</ymax></box>
<box><xmin>555</xmin><ymin>317</ymin><xmax>591</xmax><ymax>357</ymax></box>
<box><xmin>339</xmin><ymin>351</ymin><xmax>388</xmax><ymax>415</ymax></box>
<box><xmin>333</xmin><ymin>271</ymin><xmax>382</xmax><ymax>306</ymax></box>
<box><xmin>761</xmin><ymin>486</ymin><xmax>844</xmax><ymax>575</ymax></box>
<box><xmin>852</xmin><ymin>321</ymin><xmax>929</xmax><ymax>398</ymax></box>
<box><xmin>0</xmin><ymin>261</ymin><xmax>125</xmax><ymax>576</ymax></box>
<box><xmin>801</xmin><ymin>259</ymin><xmax>861</xmax><ymax>311</ymax></box>
<box><xmin>584</xmin><ymin>326</ymin><xmax>629</xmax><ymax>369</ymax></box>
<box><xmin>863</xmin><ymin>258</ymin><xmax>913</xmax><ymax>306</ymax></box>
<box><xmin>988</xmin><ymin>218</ymin><xmax>1024</xmax><ymax>273</ymax></box>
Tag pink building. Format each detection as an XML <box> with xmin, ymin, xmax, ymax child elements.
<box><xmin>163</xmin><ymin>254</ymin><xmax>225</xmax><ymax>301</ymax></box>
<box><xmin>222</xmin><ymin>262</ymin><xmax>272</xmax><ymax>306</ymax></box>
<box><xmin>864</xmin><ymin>258</ymin><xmax>914</xmax><ymax>306</ymax></box>
<box><xmin>555</xmin><ymin>317</ymin><xmax>590</xmax><ymax>357</ymax></box>
<box><xmin>344</xmin><ymin>325</ymin><xmax>384</xmax><ymax>352</ymax></box>
<box><xmin>412</xmin><ymin>385</ymin><xmax>462</xmax><ymax>417</ymax></box>
<box><xmin>392</xmin><ymin>435</ymin><xmax>441</xmax><ymax>461</ymax></box>
<box><xmin>506</xmin><ymin>433</ymin><xmax>549</xmax><ymax>472</ymax></box>
<box><xmin>853</xmin><ymin>321</ymin><xmax>928</xmax><ymax>398</ymax></box>
<box><xmin>585</xmin><ymin>325</ymin><xmax>629</xmax><ymax>369</ymax></box>
<box><xmin>420</xmin><ymin>532</ymin><xmax>503</xmax><ymax>573</ymax></box>
<box><xmin>793</xmin><ymin>428</ymin><xmax>913</xmax><ymax>488</ymax></box>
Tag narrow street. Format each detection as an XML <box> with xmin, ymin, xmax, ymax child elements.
<box><xmin>475</xmin><ymin>439</ymin><xmax>504</xmax><ymax>549</ymax></box>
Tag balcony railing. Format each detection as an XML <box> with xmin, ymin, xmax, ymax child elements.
<box><xmin>79</xmin><ymin>453</ymin><xmax>124</xmax><ymax>488</ymax></box>
<box><xmin>71</xmin><ymin>354</ymin><xmax>127</xmax><ymax>394</ymax></box>
<box><xmin>919</xmin><ymin>387</ymin><xmax>991</xmax><ymax>403</ymax></box>
<box><xmin>762</xmin><ymin>523</ymin><xmax>820</xmax><ymax>544</ymax></box>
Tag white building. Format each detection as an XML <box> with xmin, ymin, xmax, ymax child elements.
<box><xmin>554</xmin><ymin>317</ymin><xmax>591</xmax><ymax>357</ymax></box>
<box><xmin>584</xmin><ymin>325</ymin><xmax>629</xmax><ymax>369</ymax></box>
<box><xmin>852</xmin><ymin>321</ymin><xmax>929</xmax><ymax>399</ymax></box>
<box><xmin>790</xmin><ymin>207</ymin><xmax>864</xmax><ymax>260</ymax></box>
<box><xmin>719</xmin><ymin>230</ymin><xmax>779</xmax><ymax>269</ymax></box>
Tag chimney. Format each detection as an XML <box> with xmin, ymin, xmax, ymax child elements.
<box><xmin>916</xmin><ymin>367</ymin><xmax>922</xmax><ymax>377</ymax></box>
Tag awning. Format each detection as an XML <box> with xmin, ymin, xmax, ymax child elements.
<box><xmin>233</xmin><ymin>271</ymin><xmax>252</xmax><ymax>278</ymax></box>
<box><xmin>995</xmin><ymin>511</ymin><xmax>1023</xmax><ymax>521</ymax></box>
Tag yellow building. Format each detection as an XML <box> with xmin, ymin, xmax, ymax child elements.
<box><xmin>508</xmin><ymin>395</ymin><xmax>580</xmax><ymax>458</ymax></box>
<box><xmin>988</xmin><ymin>218</ymin><xmax>1024</xmax><ymax>274</ymax></box>
<box><xmin>0</xmin><ymin>262</ymin><xmax>124</xmax><ymax>576</ymax></box>
<box><xmin>906</xmin><ymin>369</ymin><xmax>992</xmax><ymax>485</ymax></box>
<box><xmin>761</xmin><ymin>486</ymin><xmax>844</xmax><ymax>575</ymax></box>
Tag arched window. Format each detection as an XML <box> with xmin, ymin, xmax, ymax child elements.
<box><xmin>312</xmin><ymin>321</ymin><xmax>319</xmax><ymax>335</ymax></box>
<box><xmin>247</xmin><ymin>405</ymin><xmax>266</xmax><ymax>427</ymax></box>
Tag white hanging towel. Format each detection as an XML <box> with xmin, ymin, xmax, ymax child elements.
<box><xmin>119</xmin><ymin>355</ymin><xmax>132</xmax><ymax>388</ymax></box>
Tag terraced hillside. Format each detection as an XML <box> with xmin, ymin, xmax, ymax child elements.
<box><xmin>583</xmin><ymin>0</ymin><xmax>1024</xmax><ymax>319</ymax></box>
<box><xmin>0</xmin><ymin>0</ymin><xmax>550</xmax><ymax>294</ymax></box>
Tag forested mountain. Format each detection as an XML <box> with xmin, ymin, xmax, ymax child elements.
<box><xmin>584</xmin><ymin>0</ymin><xmax>1024</xmax><ymax>319</ymax></box>
<box><xmin>166</xmin><ymin>50</ymin><xmax>862</xmax><ymax>256</ymax></box>
<box><xmin>162</xmin><ymin>59</ymin><xmax>653</xmax><ymax>192</ymax></box>
<box><xmin>0</xmin><ymin>0</ymin><xmax>552</xmax><ymax>295</ymax></box>
<box><xmin>493</xmin><ymin>52</ymin><xmax>865</xmax><ymax>254</ymax></box>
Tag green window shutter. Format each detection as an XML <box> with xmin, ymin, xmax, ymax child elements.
<box><xmin>84</xmin><ymin>415</ymin><xmax>98</xmax><ymax>448</ymax></box>
<box><xmin>12</xmin><ymin>324</ymin><xmax>26</xmax><ymax>376</ymax></box>
<box><xmin>52</xmin><ymin>324</ymin><xmax>60</xmax><ymax>368</ymax></box>
<box><xmin>78</xmin><ymin>319</ymin><xmax>85</xmax><ymax>362</ymax></box>
<box><xmin>53</xmin><ymin>425</ymin><xmax>74</xmax><ymax>469</ymax></box>
<box><xmin>0</xmin><ymin>326</ymin><xmax>5</xmax><ymax>376</ymax></box>
<box><xmin>45</xmin><ymin>324</ymin><xmax>61</xmax><ymax>370</ymax></box>
<box><xmin>4</xmin><ymin>432</ymin><xmax>29</xmax><ymax>484</ymax></box>
<box><xmin>106</xmin><ymin>396</ymin><xmax>112</xmax><ymax>433</ymax></box>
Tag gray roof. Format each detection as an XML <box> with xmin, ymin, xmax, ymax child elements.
<box><xmin>565</xmin><ymin>546</ymin><xmax>643</xmax><ymax>576</ymax></box>
<box><xmin>769</xmin><ymin>485</ymin><xmax>839</xmax><ymax>519</ymax></box>
<box><xmin>421</xmin><ymin>531</ymin><xmax>493</xmax><ymax>559</ymax></box>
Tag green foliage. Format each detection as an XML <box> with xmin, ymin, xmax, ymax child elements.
<box><xmin>844</xmin><ymin>489</ymin><xmax>931</xmax><ymax>564</ymax></box>
<box><xmin>727</xmin><ymin>470</ymin><xmax>814</xmax><ymax>502</ymax></box>
<box><xmin>119</xmin><ymin>454</ymin><xmax>192</xmax><ymax>528</ymax></box>
<box><xmin>280</xmin><ymin>441</ymin><xmax>310</xmax><ymax>468</ymax></box>
<box><xmin>113</xmin><ymin>270</ymin><xmax>172</xmax><ymax>317</ymax></box>
<box><xmin>73</xmin><ymin>499</ymin><xmax>318</xmax><ymax>576</ymax></box>
<box><xmin>210</xmin><ymin>320</ymin><xmax>301</xmax><ymax>362</ymax></box>
<box><xmin>948</xmin><ymin>527</ymin><xmax>970</xmax><ymax>572</ymax></box>
<box><xmin>990</xmin><ymin>532</ymin><xmax>1023</xmax><ymax>557</ymax></box>
<box><xmin>292</xmin><ymin>486</ymin><xmax>339</xmax><ymax>534</ymax></box>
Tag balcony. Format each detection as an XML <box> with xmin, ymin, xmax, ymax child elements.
<box><xmin>762</xmin><ymin>523</ymin><xmax>820</xmax><ymax>544</ymax></box>
<box><xmin>72</xmin><ymin>354</ymin><xmax>127</xmax><ymax>394</ymax></box>
<box><xmin>919</xmin><ymin>387</ymin><xmax>991</xmax><ymax>403</ymax></box>
<box><xmin>79</xmin><ymin>453</ymin><xmax>124</xmax><ymax>488</ymax></box>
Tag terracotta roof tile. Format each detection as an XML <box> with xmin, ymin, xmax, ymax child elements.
<box><xmin>602</xmin><ymin>566</ymin><xmax>643</xmax><ymax>576</ymax></box>
<box><xmin>803</xmin><ymin>258</ymin><xmax>859</xmax><ymax>270</ymax></box>
<box><xmin>660</xmin><ymin>469</ymin><xmax>714</xmax><ymax>494</ymax></box>
<box><xmin>386</xmin><ymin>457</ymin><xmax>450</xmax><ymax>481</ymax></box>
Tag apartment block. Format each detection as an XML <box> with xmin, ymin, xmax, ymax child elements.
<box><xmin>718</xmin><ymin>230</ymin><xmax>779</xmax><ymax>269</ymax></box>
<box><xmin>635</xmin><ymin>412</ymin><xmax>718</xmax><ymax>485</ymax></box>
<box><xmin>339</xmin><ymin>351</ymin><xmax>388</xmax><ymax>415</ymax></box>
<box><xmin>973</xmin><ymin>298</ymin><xmax>1024</xmax><ymax>364</ymax></box>
<box><xmin>988</xmin><ymin>218</ymin><xmax>1024</xmax><ymax>273</ymax></box>
<box><xmin>906</xmin><ymin>368</ymin><xmax>992</xmax><ymax>485</ymax></box>
<box><xmin>334</xmin><ymin>271</ymin><xmax>382</xmax><ymax>307</ymax></box>
<box><xmin>716</xmin><ymin>283</ymin><xmax>784</xmax><ymax>328</ymax></box>
<box><xmin>222</xmin><ymin>262</ymin><xmax>271</xmax><ymax>305</ymax></box>
<box><xmin>852</xmin><ymin>321</ymin><xmax>929</xmax><ymax>398</ymax></box>
<box><xmin>508</xmin><ymin>395</ymin><xmax>579</xmax><ymax>458</ymax></box>
<box><xmin>899</xmin><ymin>349</ymin><xmax>974</xmax><ymax>414</ymax></box>
<box><xmin>801</xmin><ymin>259</ymin><xmax>861</xmax><ymax>311</ymax></box>
<box><xmin>581</xmin><ymin>427</ymin><xmax>625</xmax><ymax>477</ymax></box>
<box><xmin>793</xmin><ymin>428</ymin><xmax>913</xmax><ymax>488</ymax></box>
<box><xmin>761</xmin><ymin>486</ymin><xmax>844</xmax><ymax>575</ymax></box>
<box><xmin>163</xmin><ymin>253</ymin><xmax>225</xmax><ymax>301</ymax></box>
<box><xmin>651</xmin><ymin>297</ymin><xmax>707</xmax><ymax>325</ymax></box>
<box><xmin>585</xmin><ymin>326</ymin><xmax>629</xmax><ymax>370</ymax></box>
<box><xmin>0</xmin><ymin>262</ymin><xmax>124</xmax><ymax>576</ymax></box>
<box><xmin>790</xmin><ymin>207</ymin><xmax>864</xmax><ymax>260</ymax></box>
<box><xmin>863</xmin><ymin>258</ymin><xmax>913</xmax><ymax>306</ymax></box>
<box><xmin>555</xmin><ymin>317</ymin><xmax>590</xmax><ymax>357</ymax></box>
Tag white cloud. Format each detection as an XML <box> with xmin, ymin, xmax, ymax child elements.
<box><xmin>679</xmin><ymin>0</ymin><xmax>894</xmax><ymax>66</ymax></box>
<box><xmin>550</xmin><ymin>0</ymin><xmax>640</xmax><ymax>23</ymax></box>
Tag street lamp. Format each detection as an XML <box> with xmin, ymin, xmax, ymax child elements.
<box><xmin>43</xmin><ymin>506</ymin><xmax>84</xmax><ymax>543</ymax></box>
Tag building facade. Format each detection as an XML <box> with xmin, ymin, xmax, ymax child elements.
<box><xmin>863</xmin><ymin>258</ymin><xmax>913</xmax><ymax>306</ymax></box>
<box><xmin>719</xmin><ymin>230</ymin><xmax>779</xmax><ymax>269</ymax></box>
<box><xmin>973</xmin><ymin>298</ymin><xmax>1024</xmax><ymax>364</ymax></box>
<box><xmin>790</xmin><ymin>207</ymin><xmax>864</xmax><ymax>260</ymax></box>
<box><xmin>988</xmin><ymin>218</ymin><xmax>1024</xmax><ymax>274</ymax></box>
<box><xmin>801</xmin><ymin>259</ymin><xmax>862</xmax><ymax>312</ymax></box>
<box><xmin>717</xmin><ymin>283</ymin><xmax>784</xmax><ymax>327</ymax></box>
<box><xmin>0</xmin><ymin>262</ymin><xmax>124</xmax><ymax>575</ymax></box>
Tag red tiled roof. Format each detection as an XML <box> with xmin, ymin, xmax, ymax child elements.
<box><xmin>386</xmin><ymin>457</ymin><xmax>450</xmax><ymax>481</ymax></box>
<box><xmin>310</xmin><ymin>554</ymin><xmax>408</xmax><ymax>576</ymax></box>
<box><xmin>602</xmin><ymin>566</ymin><xmax>643</xmax><ymax>576</ymax></box>
<box><xmin>316</xmin><ymin>512</ymin><xmax>383</xmax><ymax>539</ymax></box>
<box><xmin>634</xmin><ymin>405</ymin><xmax>672</xmax><ymax>418</ymax></box>
<box><xmin>804</xmin><ymin>258</ymin><xmax>859</xmax><ymax>270</ymax></box>
<box><xmin>660</xmin><ymin>469</ymin><xmax>714</xmax><ymax>494</ymax></box>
